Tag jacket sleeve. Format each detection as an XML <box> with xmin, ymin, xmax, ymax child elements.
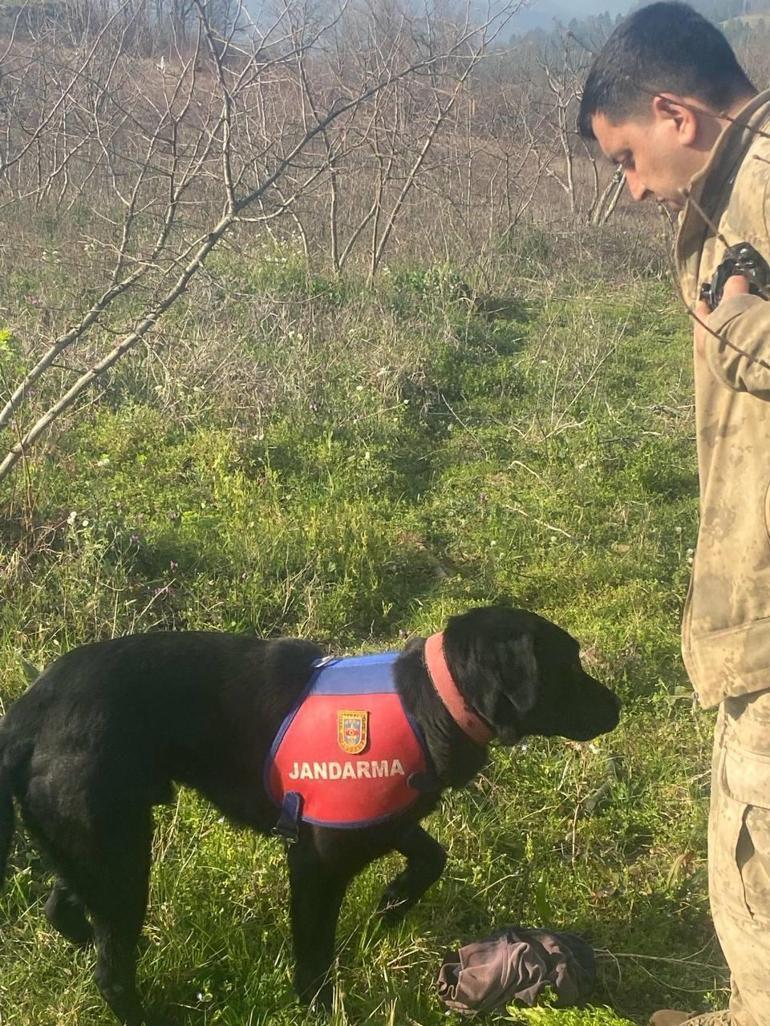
<box><xmin>704</xmin><ymin>293</ymin><xmax>770</xmax><ymax>399</ymax></box>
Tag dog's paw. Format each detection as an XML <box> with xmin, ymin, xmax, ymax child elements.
<box><xmin>135</xmin><ymin>1000</ymin><xmax>179</xmax><ymax>1026</ymax></box>
<box><xmin>295</xmin><ymin>977</ymin><xmax>334</xmax><ymax>1015</ymax></box>
<box><xmin>44</xmin><ymin>894</ymin><xmax>95</xmax><ymax>947</ymax></box>
<box><xmin>297</xmin><ymin>989</ymin><xmax>333</xmax><ymax>1019</ymax></box>
<box><xmin>375</xmin><ymin>886</ymin><xmax>410</xmax><ymax>926</ymax></box>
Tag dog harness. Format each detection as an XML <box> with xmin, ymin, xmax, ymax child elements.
<box><xmin>266</xmin><ymin>652</ymin><xmax>434</xmax><ymax>835</ymax></box>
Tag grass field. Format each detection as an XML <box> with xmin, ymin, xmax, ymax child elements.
<box><xmin>0</xmin><ymin>231</ymin><xmax>728</xmax><ymax>1025</ymax></box>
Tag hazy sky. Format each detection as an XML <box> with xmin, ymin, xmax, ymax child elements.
<box><xmin>512</xmin><ymin>0</ymin><xmax>633</xmax><ymax>31</ymax></box>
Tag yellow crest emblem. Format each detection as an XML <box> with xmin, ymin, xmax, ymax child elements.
<box><xmin>338</xmin><ymin>710</ymin><xmax>369</xmax><ymax>755</ymax></box>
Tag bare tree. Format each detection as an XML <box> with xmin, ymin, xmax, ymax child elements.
<box><xmin>271</xmin><ymin>0</ymin><xmax>522</xmax><ymax>278</ymax></box>
<box><xmin>0</xmin><ymin>0</ymin><xmax>526</xmax><ymax>481</ymax></box>
<box><xmin>514</xmin><ymin>34</ymin><xmax>625</xmax><ymax>225</ymax></box>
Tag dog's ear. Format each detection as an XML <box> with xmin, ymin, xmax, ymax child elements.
<box><xmin>489</xmin><ymin>634</ymin><xmax>539</xmax><ymax>743</ymax></box>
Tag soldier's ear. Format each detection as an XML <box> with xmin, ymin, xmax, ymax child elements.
<box><xmin>652</xmin><ymin>93</ymin><xmax>698</xmax><ymax>146</ymax></box>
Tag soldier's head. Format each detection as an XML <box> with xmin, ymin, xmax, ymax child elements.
<box><xmin>578</xmin><ymin>2</ymin><xmax>756</xmax><ymax>209</ymax></box>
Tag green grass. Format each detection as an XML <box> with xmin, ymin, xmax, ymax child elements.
<box><xmin>0</xmin><ymin>241</ymin><xmax>728</xmax><ymax>1025</ymax></box>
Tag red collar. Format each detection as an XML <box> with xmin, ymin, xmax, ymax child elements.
<box><xmin>424</xmin><ymin>632</ymin><xmax>494</xmax><ymax>746</ymax></box>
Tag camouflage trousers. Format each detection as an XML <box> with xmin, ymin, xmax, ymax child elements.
<box><xmin>709</xmin><ymin>689</ymin><xmax>770</xmax><ymax>1026</ymax></box>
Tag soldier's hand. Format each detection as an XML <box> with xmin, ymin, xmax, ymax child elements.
<box><xmin>694</xmin><ymin>273</ymin><xmax>750</xmax><ymax>356</ymax></box>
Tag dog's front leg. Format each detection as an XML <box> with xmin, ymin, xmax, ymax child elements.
<box><xmin>377</xmin><ymin>824</ymin><xmax>447</xmax><ymax>925</ymax></box>
<box><xmin>287</xmin><ymin>841</ymin><xmax>354</xmax><ymax>1010</ymax></box>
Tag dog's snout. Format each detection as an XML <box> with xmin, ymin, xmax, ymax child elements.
<box><xmin>568</xmin><ymin>677</ymin><xmax>621</xmax><ymax>740</ymax></box>
<box><xmin>597</xmin><ymin>683</ymin><xmax>621</xmax><ymax>730</ymax></box>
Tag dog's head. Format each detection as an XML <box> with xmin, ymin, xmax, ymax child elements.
<box><xmin>441</xmin><ymin>606</ymin><xmax>620</xmax><ymax>744</ymax></box>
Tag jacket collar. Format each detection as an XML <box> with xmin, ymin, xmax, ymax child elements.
<box><xmin>677</xmin><ymin>90</ymin><xmax>770</xmax><ymax>287</ymax></box>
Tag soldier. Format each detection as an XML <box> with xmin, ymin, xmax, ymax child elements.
<box><xmin>578</xmin><ymin>5</ymin><xmax>770</xmax><ymax>1026</ymax></box>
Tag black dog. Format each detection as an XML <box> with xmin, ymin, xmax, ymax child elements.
<box><xmin>0</xmin><ymin>606</ymin><xmax>619</xmax><ymax>1025</ymax></box>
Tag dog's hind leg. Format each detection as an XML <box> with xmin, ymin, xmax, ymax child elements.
<box><xmin>45</xmin><ymin>878</ymin><xmax>94</xmax><ymax>947</ymax></box>
<box><xmin>83</xmin><ymin>812</ymin><xmax>154</xmax><ymax>1026</ymax></box>
<box><xmin>41</xmin><ymin>806</ymin><xmax>155</xmax><ymax>1026</ymax></box>
<box><xmin>17</xmin><ymin>765</ymin><xmax>157</xmax><ymax>1024</ymax></box>
<box><xmin>91</xmin><ymin>909</ymin><xmax>149</xmax><ymax>1026</ymax></box>
<box><xmin>376</xmin><ymin>825</ymin><xmax>446</xmax><ymax>925</ymax></box>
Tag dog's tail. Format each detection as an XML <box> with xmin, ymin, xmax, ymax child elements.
<box><xmin>0</xmin><ymin>752</ymin><xmax>15</xmax><ymax>889</ymax></box>
<box><xmin>0</xmin><ymin>716</ymin><xmax>30</xmax><ymax>889</ymax></box>
<box><xmin>0</xmin><ymin>658</ymin><xmax>42</xmax><ymax>885</ymax></box>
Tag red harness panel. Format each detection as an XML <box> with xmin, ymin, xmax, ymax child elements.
<box><xmin>266</xmin><ymin>653</ymin><xmax>430</xmax><ymax>828</ymax></box>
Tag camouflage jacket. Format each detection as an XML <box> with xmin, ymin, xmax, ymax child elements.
<box><xmin>676</xmin><ymin>89</ymin><xmax>770</xmax><ymax>708</ymax></box>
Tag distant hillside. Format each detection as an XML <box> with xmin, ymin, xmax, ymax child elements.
<box><xmin>725</xmin><ymin>8</ymin><xmax>770</xmax><ymax>17</ymax></box>
<box><xmin>512</xmin><ymin>0</ymin><xmax>770</xmax><ymax>56</ymax></box>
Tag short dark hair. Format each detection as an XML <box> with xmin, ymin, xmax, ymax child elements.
<box><xmin>578</xmin><ymin>2</ymin><xmax>755</xmax><ymax>139</ymax></box>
